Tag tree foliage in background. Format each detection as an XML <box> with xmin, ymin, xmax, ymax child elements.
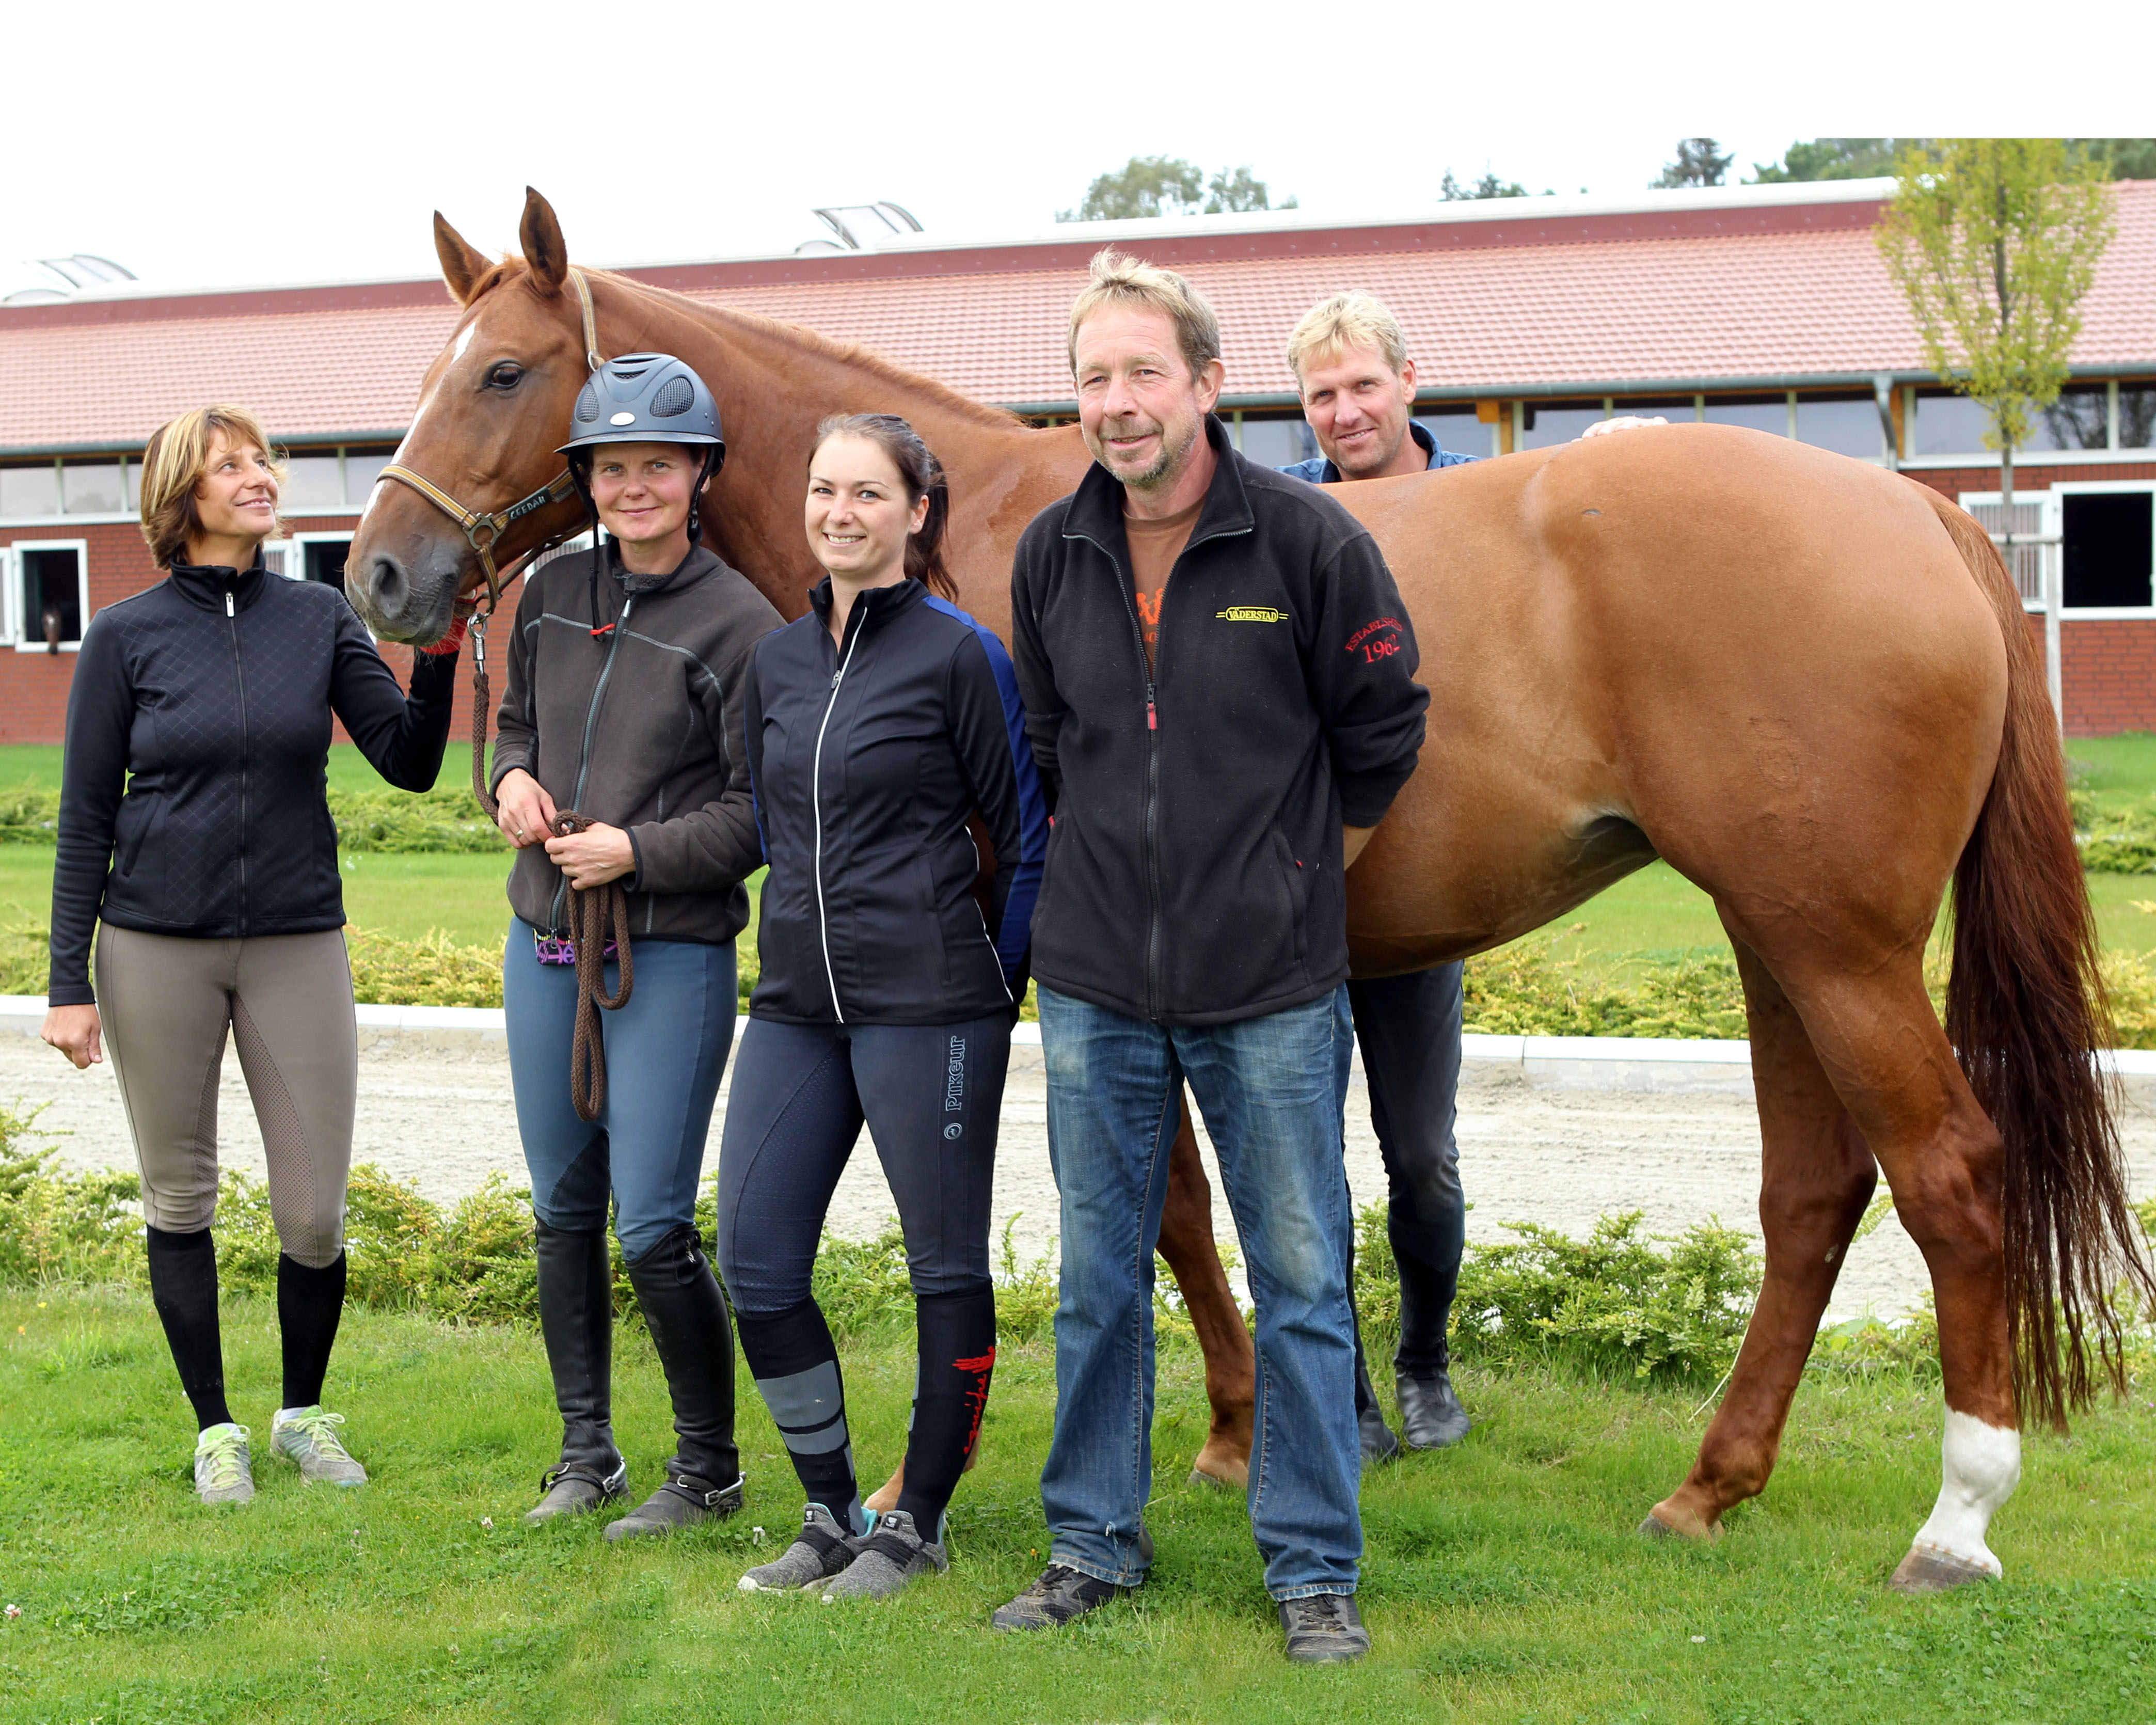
<box><xmin>1057</xmin><ymin>157</ymin><xmax>1294</xmax><ymax>223</ymax></box>
<box><xmin>1878</xmin><ymin>139</ymin><xmax>2117</xmax><ymax>528</ymax></box>
<box><xmin>1749</xmin><ymin>139</ymin><xmax>1905</xmax><ymax>183</ymax></box>
<box><xmin>1654</xmin><ymin>138</ymin><xmax>1733</xmax><ymax>189</ymax></box>
<box><xmin>2076</xmin><ymin>139</ymin><xmax>2156</xmax><ymax>182</ymax></box>
<box><xmin>1441</xmin><ymin>169</ymin><xmax>1530</xmax><ymax>201</ymax></box>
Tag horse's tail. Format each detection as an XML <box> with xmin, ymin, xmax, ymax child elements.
<box><xmin>1922</xmin><ymin>484</ymin><xmax>2156</xmax><ymax>1429</ymax></box>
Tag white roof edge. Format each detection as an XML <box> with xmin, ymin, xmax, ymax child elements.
<box><xmin>17</xmin><ymin>180</ymin><xmax>1903</xmax><ymax>312</ymax></box>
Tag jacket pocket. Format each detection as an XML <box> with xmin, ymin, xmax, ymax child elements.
<box><xmin>1272</xmin><ymin>828</ymin><xmax>1312</xmax><ymax>967</ymax></box>
<box><xmin>112</xmin><ymin>795</ymin><xmax>165</xmax><ymax>882</ymax></box>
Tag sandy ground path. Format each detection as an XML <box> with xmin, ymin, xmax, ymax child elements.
<box><xmin>9</xmin><ymin>1027</ymin><xmax>2156</xmax><ymax>1321</ymax></box>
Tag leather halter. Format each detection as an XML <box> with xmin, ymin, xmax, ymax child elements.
<box><xmin>377</xmin><ymin>265</ymin><xmax>605</xmax><ymax>618</ymax></box>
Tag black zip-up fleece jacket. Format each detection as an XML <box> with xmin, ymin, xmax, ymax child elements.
<box><xmin>48</xmin><ymin>560</ymin><xmax>459</xmax><ymax>1006</ymax></box>
<box><xmin>490</xmin><ymin>543</ymin><xmax>781</xmax><ymax>943</ymax></box>
<box><xmin>1010</xmin><ymin>417</ymin><xmax>1429</xmax><ymax>1025</ymax></box>
<box><xmin>745</xmin><ymin>577</ymin><xmax>1047</xmax><ymax>1025</ymax></box>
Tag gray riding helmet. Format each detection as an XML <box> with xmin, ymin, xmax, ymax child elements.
<box><xmin>559</xmin><ymin>352</ymin><xmax>724</xmax><ymax>467</ymax></box>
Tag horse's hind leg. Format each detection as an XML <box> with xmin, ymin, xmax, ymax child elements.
<box><xmin>1646</xmin><ymin>933</ymin><xmax>1877</xmax><ymax>1540</ymax></box>
<box><xmin>1156</xmin><ymin>1093</ymin><xmax>1257</xmax><ymax>1487</ymax></box>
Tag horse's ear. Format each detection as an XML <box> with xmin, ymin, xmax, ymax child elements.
<box><xmin>519</xmin><ymin>188</ymin><xmax>570</xmax><ymax>296</ymax></box>
<box><xmin>433</xmin><ymin>212</ymin><xmax>493</xmax><ymax>307</ymax></box>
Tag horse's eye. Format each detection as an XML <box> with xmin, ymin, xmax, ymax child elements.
<box><xmin>487</xmin><ymin>363</ymin><xmax>524</xmax><ymax>390</ymax></box>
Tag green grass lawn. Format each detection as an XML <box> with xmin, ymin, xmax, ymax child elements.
<box><xmin>4</xmin><ymin>1285</ymin><xmax>2153</xmax><ymax>1724</ymax></box>
<box><xmin>7</xmin><ymin>739</ymin><xmax>2156</xmax><ymax>980</ymax></box>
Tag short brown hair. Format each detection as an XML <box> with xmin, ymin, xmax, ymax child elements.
<box><xmin>138</xmin><ymin>405</ymin><xmax>286</xmax><ymax>568</ymax></box>
<box><xmin>1286</xmin><ymin>292</ymin><xmax>1409</xmax><ymax>388</ymax></box>
<box><xmin>1066</xmin><ymin>249</ymin><xmax>1222</xmax><ymax>382</ymax></box>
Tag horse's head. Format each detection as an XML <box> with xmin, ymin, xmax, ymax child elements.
<box><xmin>346</xmin><ymin>189</ymin><xmax>597</xmax><ymax>642</ymax></box>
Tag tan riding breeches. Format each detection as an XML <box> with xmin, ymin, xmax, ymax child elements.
<box><xmin>94</xmin><ymin>925</ymin><xmax>357</xmax><ymax>1268</ymax></box>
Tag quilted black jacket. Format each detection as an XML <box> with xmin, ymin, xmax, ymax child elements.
<box><xmin>48</xmin><ymin>560</ymin><xmax>459</xmax><ymax>1005</ymax></box>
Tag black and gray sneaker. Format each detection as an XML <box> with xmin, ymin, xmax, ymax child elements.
<box><xmin>1279</xmin><ymin>1592</ymin><xmax>1369</xmax><ymax>1664</ymax></box>
<box><xmin>990</xmin><ymin>1564</ymin><xmax>1131</xmax><ymax>1631</ymax></box>
<box><xmin>821</xmin><ymin>1509</ymin><xmax>948</xmax><ymax>1601</ymax></box>
<box><xmin>1397</xmin><ymin>1371</ymin><xmax>1471</xmax><ymax>1450</ymax></box>
<box><xmin>738</xmin><ymin>1503</ymin><xmax>861</xmax><ymax>1593</ymax></box>
<box><xmin>604</xmin><ymin>1470</ymin><xmax>745</xmax><ymax>1541</ymax></box>
<box><xmin>524</xmin><ymin>1460</ymin><xmax>629</xmax><ymax>1526</ymax></box>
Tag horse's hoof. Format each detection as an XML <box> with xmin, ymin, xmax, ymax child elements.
<box><xmin>1188</xmin><ymin>1454</ymin><xmax>1248</xmax><ymax>1492</ymax></box>
<box><xmin>1638</xmin><ymin>1505</ymin><xmax>1720</xmax><ymax>1542</ymax></box>
<box><xmin>1889</xmin><ymin>1545</ymin><xmax>1998</xmax><ymax>1594</ymax></box>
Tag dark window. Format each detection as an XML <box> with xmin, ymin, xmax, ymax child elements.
<box><xmin>303</xmin><ymin>539</ymin><xmax>351</xmax><ymax>587</ymax></box>
<box><xmin>1239</xmin><ymin>415</ymin><xmax>1318</xmax><ymax>467</ymax></box>
<box><xmin>2034</xmin><ymin>385</ymin><xmax>2111</xmax><ymax>452</ymax></box>
<box><xmin>2064</xmin><ymin>493</ymin><xmax>2153</xmax><ymax>609</ymax></box>
<box><xmin>22</xmin><ymin>546</ymin><xmax>82</xmax><ymax>643</ymax></box>
<box><xmin>1702</xmin><ymin>393</ymin><xmax>1787</xmax><ymax>435</ymax></box>
<box><xmin>1796</xmin><ymin>395</ymin><xmax>1884</xmax><ymax>459</ymax></box>
<box><xmin>2123</xmin><ymin>388</ymin><xmax>2156</xmax><ymax>451</ymax></box>
<box><xmin>1519</xmin><ymin>400</ymin><xmax>1604</xmax><ymax>449</ymax></box>
<box><xmin>1414</xmin><ymin>407</ymin><xmax>1486</xmax><ymax>460</ymax></box>
<box><xmin>1914</xmin><ymin>390</ymin><xmax>1994</xmax><ymax>456</ymax></box>
<box><xmin>1611</xmin><ymin>397</ymin><xmax>1693</xmax><ymax>421</ymax></box>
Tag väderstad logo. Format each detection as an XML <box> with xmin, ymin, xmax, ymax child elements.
<box><xmin>1216</xmin><ymin>606</ymin><xmax>1289</xmax><ymax>624</ymax></box>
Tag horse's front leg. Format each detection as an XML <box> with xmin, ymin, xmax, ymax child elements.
<box><xmin>1157</xmin><ymin>1091</ymin><xmax>1257</xmax><ymax>1487</ymax></box>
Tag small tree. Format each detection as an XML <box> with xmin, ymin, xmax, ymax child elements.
<box><xmin>1878</xmin><ymin>139</ymin><xmax>2116</xmax><ymax>723</ymax></box>
<box><xmin>1057</xmin><ymin>158</ymin><xmax>1292</xmax><ymax>223</ymax></box>
<box><xmin>1442</xmin><ymin>168</ymin><xmax>1530</xmax><ymax>201</ymax></box>
<box><xmin>1654</xmin><ymin>139</ymin><xmax>1732</xmax><ymax>188</ymax></box>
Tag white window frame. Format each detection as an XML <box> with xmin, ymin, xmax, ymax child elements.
<box><xmin>2053</xmin><ymin>479</ymin><xmax>2156</xmax><ymax>619</ymax></box>
<box><xmin>7</xmin><ymin>536</ymin><xmax>91</xmax><ymax>652</ymax></box>
<box><xmin>285</xmin><ymin>530</ymin><xmax>356</xmax><ymax>587</ymax></box>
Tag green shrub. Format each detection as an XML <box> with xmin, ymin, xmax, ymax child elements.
<box><xmin>326</xmin><ymin>785</ymin><xmax>505</xmax><ymax>855</ymax></box>
<box><xmin>1462</xmin><ymin>939</ymin><xmax>1749</xmax><ymax>1039</ymax></box>
<box><xmin>343</xmin><ymin>925</ymin><xmax>506</xmax><ymax>1007</ymax></box>
<box><xmin>0</xmin><ymin>782</ymin><xmax>59</xmax><ymax>844</ymax></box>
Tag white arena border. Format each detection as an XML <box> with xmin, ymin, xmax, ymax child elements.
<box><xmin>10</xmin><ymin>995</ymin><xmax>2156</xmax><ymax>1093</ymax></box>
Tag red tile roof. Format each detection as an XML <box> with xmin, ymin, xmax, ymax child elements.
<box><xmin>3</xmin><ymin>182</ymin><xmax>2152</xmax><ymax>453</ymax></box>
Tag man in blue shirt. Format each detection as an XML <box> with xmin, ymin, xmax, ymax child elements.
<box><xmin>1277</xmin><ymin>292</ymin><xmax>1479</xmax><ymax>1459</ymax></box>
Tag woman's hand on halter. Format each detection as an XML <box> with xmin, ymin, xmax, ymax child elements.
<box><xmin>496</xmin><ymin>769</ymin><xmax>557</xmax><ymax>850</ymax></box>
<box><xmin>42</xmin><ymin>1004</ymin><xmax>103</xmax><ymax>1070</ymax></box>
<box><xmin>544</xmin><ymin>823</ymin><xmax>635</xmax><ymax>890</ymax></box>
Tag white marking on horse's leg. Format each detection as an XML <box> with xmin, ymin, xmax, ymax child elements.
<box><xmin>1906</xmin><ymin>1409</ymin><xmax>2020</xmax><ymax>1577</ymax></box>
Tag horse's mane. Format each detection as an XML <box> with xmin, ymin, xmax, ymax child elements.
<box><xmin>476</xmin><ymin>256</ymin><xmax>1024</xmax><ymax>434</ymax></box>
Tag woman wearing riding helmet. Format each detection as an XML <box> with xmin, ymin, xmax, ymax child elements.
<box><xmin>490</xmin><ymin>354</ymin><xmax>781</xmax><ymax>1538</ymax></box>
<box><xmin>42</xmin><ymin>403</ymin><xmax>463</xmax><ymax>1505</ymax></box>
<box><xmin>721</xmin><ymin>414</ymin><xmax>1047</xmax><ymax>1600</ymax></box>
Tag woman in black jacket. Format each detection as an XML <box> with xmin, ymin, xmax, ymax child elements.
<box><xmin>40</xmin><ymin>404</ymin><xmax>461</xmax><ymax>1505</ymax></box>
<box><xmin>722</xmin><ymin>414</ymin><xmax>1047</xmax><ymax>1601</ymax></box>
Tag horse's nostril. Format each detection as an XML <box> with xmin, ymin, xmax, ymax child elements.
<box><xmin>371</xmin><ymin>557</ymin><xmax>406</xmax><ymax>611</ymax></box>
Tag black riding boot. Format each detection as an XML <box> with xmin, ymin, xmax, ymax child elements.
<box><xmin>525</xmin><ymin>1221</ymin><xmax>628</xmax><ymax>1524</ymax></box>
<box><xmin>606</xmin><ymin>1227</ymin><xmax>744</xmax><ymax>1541</ymax></box>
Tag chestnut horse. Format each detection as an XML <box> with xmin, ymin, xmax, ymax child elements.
<box><xmin>348</xmin><ymin>191</ymin><xmax>2149</xmax><ymax>1593</ymax></box>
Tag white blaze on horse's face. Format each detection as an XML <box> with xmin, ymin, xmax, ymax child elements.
<box><xmin>1297</xmin><ymin>341</ymin><xmax>1420</xmax><ymax>481</ymax></box>
<box><xmin>1072</xmin><ymin>305</ymin><xmax>1222</xmax><ymax>495</ymax></box>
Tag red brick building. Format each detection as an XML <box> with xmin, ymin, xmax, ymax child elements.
<box><xmin>3</xmin><ymin>177</ymin><xmax>2152</xmax><ymax>738</ymax></box>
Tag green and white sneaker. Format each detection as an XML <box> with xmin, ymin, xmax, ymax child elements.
<box><xmin>271</xmin><ymin>1406</ymin><xmax>369</xmax><ymax>1486</ymax></box>
<box><xmin>194</xmin><ymin>1423</ymin><xmax>255</xmax><ymax>1505</ymax></box>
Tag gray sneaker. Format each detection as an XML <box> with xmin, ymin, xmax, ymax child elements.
<box><xmin>739</xmin><ymin>1503</ymin><xmax>863</xmax><ymax>1593</ymax></box>
<box><xmin>524</xmin><ymin>1460</ymin><xmax>629</xmax><ymax>1525</ymax></box>
<box><xmin>193</xmin><ymin>1422</ymin><xmax>254</xmax><ymax>1505</ymax></box>
<box><xmin>270</xmin><ymin>1406</ymin><xmax>369</xmax><ymax>1485</ymax></box>
<box><xmin>821</xmin><ymin>1509</ymin><xmax>948</xmax><ymax>1601</ymax></box>
<box><xmin>1279</xmin><ymin>1592</ymin><xmax>1369</xmax><ymax>1664</ymax></box>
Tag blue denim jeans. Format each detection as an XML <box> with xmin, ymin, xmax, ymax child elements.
<box><xmin>503</xmin><ymin>920</ymin><xmax>737</xmax><ymax>1262</ymax></box>
<box><xmin>1037</xmin><ymin>985</ymin><xmax>1361</xmax><ymax>1601</ymax></box>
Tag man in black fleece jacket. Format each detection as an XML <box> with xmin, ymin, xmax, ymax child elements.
<box><xmin>994</xmin><ymin>251</ymin><xmax>1427</xmax><ymax>1664</ymax></box>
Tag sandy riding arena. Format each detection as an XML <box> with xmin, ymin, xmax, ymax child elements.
<box><xmin>7</xmin><ymin>1013</ymin><xmax>2155</xmax><ymax>1323</ymax></box>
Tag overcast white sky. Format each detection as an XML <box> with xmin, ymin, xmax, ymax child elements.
<box><xmin>10</xmin><ymin>0</ymin><xmax>2150</xmax><ymax>294</ymax></box>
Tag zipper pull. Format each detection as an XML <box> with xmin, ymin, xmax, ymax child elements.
<box><xmin>1147</xmin><ymin>695</ymin><xmax>1157</xmax><ymax>732</ymax></box>
<box><xmin>224</xmin><ymin>591</ymin><xmax>234</xmax><ymax>618</ymax></box>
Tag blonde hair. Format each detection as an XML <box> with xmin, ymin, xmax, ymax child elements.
<box><xmin>1286</xmin><ymin>292</ymin><xmax>1409</xmax><ymax>389</ymax></box>
<box><xmin>138</xmin><ymin>405</ymin><xmax>286</xmax><ymax>568</ymax></box>
<box><xmin>1066</xmin><ymin>249</ymin><xmax>1222</xmax><ymax>381</ymax></box>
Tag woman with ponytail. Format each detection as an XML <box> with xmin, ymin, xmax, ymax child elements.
<box><xmin>719</xmin><ymin>414</ymin><xmax>1047</xmax><ymax>1600</ymax></box>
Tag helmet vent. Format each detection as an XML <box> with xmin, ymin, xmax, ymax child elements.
<box><xmin>574</xmin><ymin>384</ymin><xmax>601</xmax><ymax>423</ymax></box>
<box><xmin>651</xmin><ymin>376</ymin><xmax>696</xmax><ymax>418</ymax></box>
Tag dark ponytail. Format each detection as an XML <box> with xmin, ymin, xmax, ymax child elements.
<box><xmin>811</xmin><ymin>413</ymin><xmax>956</xmax><ymax>600</ymax></box>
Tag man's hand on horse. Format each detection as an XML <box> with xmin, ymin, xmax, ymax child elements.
<box><xmin>544</xmin><ymin>821</ymin><xmax>635</xmax><ymax>890</ymax></box>
<box><xmin>1580</xmin><ymin>415</ymin><xmax>1670</xmax><ymax>437</ymax></box>
<box><xmin>495</xmin><ymin>768</ymin><xmax>557</xmax><ymax>849</ymax></box>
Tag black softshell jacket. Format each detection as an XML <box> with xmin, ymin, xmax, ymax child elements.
<box><xmin>744</xmin><ymin>578</ymin><xmax>1048</xmax><ymax>1026</ymax></box>
<box><xmin>48</xmin><ymin>561</ymin><xmax>459</xmax><ymax>1005</ymax></box>
<box><xmin>1010</xmin><ymin>417</ymin><xmax>1430</xmax><ymax>1025</ymax></box>
<box><xmin>490</xmin><ymin>543</ymin><xmax>781</xmax><ymax>944</ymax></box>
